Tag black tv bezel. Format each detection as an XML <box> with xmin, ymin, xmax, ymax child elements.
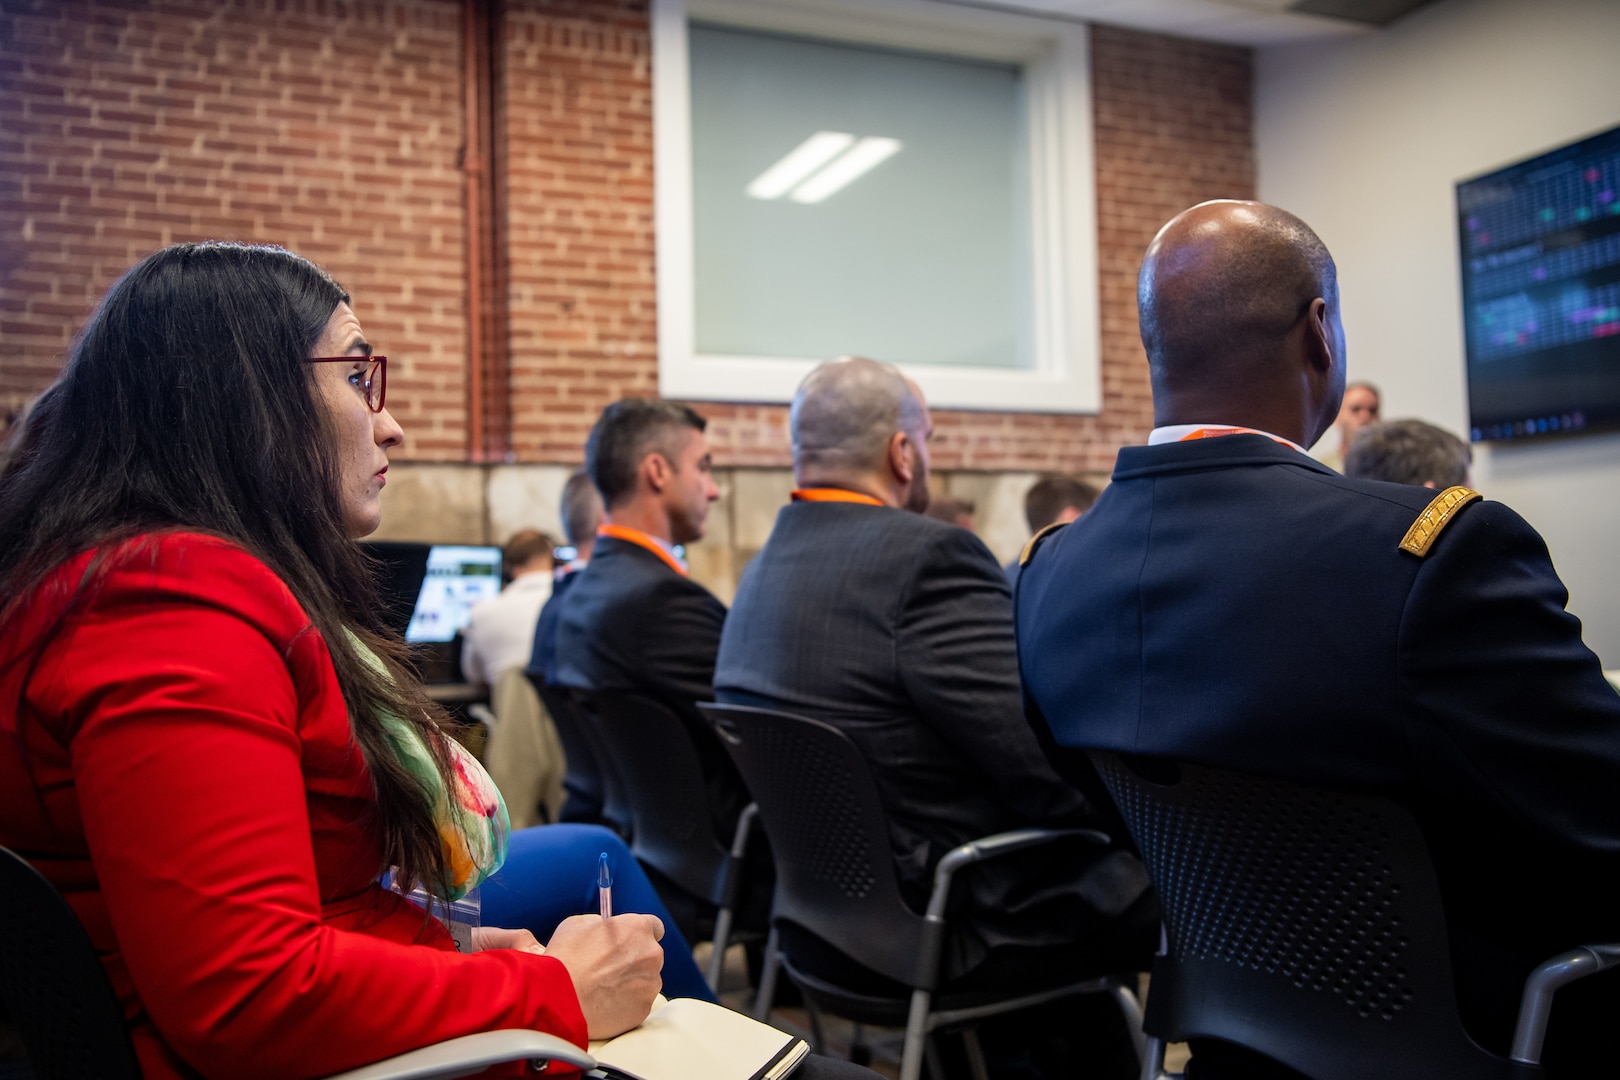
<box><xmin>1455</xmin><ymin>121</ymin><xmax>1620</xmax><ymax>446</ymax></box>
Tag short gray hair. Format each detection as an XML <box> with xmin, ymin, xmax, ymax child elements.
<box><xmin>791</xmin><ymin>356</ymin><xmax>925</xmax><ymax>476</ymax></box>
<box><xmin>1344</xmin><ymin>419</ymin><xmax>1471</xmax><ymax>488</ymax></box>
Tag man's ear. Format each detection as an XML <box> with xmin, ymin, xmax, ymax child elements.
<box><xmin>640</xmin><ymin>451</ymin><xmax>671</xmax><ymax>494</ymax></box>
<box><xmin>888</xmin><ymin>430</ymin><xmax>914</xmax><ymax>486</ymax></box>
<box><xmin>1305</xmin><ymin>297</ymin><xmax>1339</xmax><ymax>377</ymax></box>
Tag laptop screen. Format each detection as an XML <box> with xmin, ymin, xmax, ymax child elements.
<box><xmin>404</xmin><ymin>545</ymin><xmax>503</xmax><ymax>643</ymax></box>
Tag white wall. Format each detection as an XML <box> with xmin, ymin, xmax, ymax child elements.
<box><xmin>1255</xmin><ymin>0</ymin><xmax>1620</xmax><ymax>666</ymax></box>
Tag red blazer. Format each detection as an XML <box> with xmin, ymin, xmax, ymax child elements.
<box><xmin>0</xmin><ymin>533</ymin><xmax>587</xmax><ymax>1079</ymax></box>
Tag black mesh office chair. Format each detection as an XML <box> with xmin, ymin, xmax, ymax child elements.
<box><xmin>0</xmin><ymin>845</ymin><xmax>596</xmax><ymax>1080</ymax></box>
<box><xmin>574</xmin><ymin>691</ymin><xmax>762</xmax><ymax>993</ymax></box>
<box><xmin>1087</xmin><ymin>752</ymin><xmax>1620</xmax><ymax>1080</ymax></box>
<box><xmin>531</xmin><ymin>679</ymin><xmax>633</xmax><ymax>839</ymax></box>
<box><xmin>702</xmin><ymin>703</ymin><xmax>1145</xmax><ymax>1080</ymax></box>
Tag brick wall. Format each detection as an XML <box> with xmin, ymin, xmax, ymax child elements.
<box><xmin>0</xmin><ymin>0</ymin><xmax>471</xmax><ymax>456</ymax></box>
<box><xmin>502</xmin><ymin>0</ymin><xmax>656</xmax><ymax>462</ymax></box>
<box><xmin>2</xmin><ymin>1</ymin><xmax>1253</xmax><ymax>474</ymax></box>
<box><xmin>497</xmin><ymin>8</ymin><xmax>1253</xmax><ymax>472</ymax></box>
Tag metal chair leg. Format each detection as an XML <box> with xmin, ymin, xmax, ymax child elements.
<box><xmin>801</xmin><ymin>989</ymin><xmax>827</xmax><ymax>1055</ymax></box>
<box><xmin>1110</xmin><ymin>977</ymin><xmax>1148</xmax><ymax>1066</ymax></box>
<box><xmin>961</xmin><ymin>1027</ymin><xmax>992</xmax><ymax>1080</ymax></box>
<box><xmin>1142</xmin><ymin>1035</ymin><xmax>1174</xmax><ymax>1080</ymax></box>
<box><xmin>900</xmin><ymin>987</ymin><xmax>934</xmax><ymax>1080</ymax></box>
<box><xmin>705</xmin><ymin>908</ymin><xmax>733</xmax><ymax>993</ymax></box>
<box><xmin>751</xmin><ymin>927</ymin><xmax>781</xmax><ymax>1020</ymax></box>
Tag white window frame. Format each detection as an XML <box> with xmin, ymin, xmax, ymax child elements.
<box><xmin>653</xmin><ymin>0</ymin><xmax>1101</xmax><ymax>413</ymax></box>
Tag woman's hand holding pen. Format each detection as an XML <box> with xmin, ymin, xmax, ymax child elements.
<box><xmin>545</xmin><ymin>912</ymin><xmax>666</xmax><ymax>1039</ymax></box>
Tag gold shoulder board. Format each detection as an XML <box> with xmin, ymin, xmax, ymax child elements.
<box><xmin>1398</xmin><ymin>486</ymin><xmax>1482</xmax><ymax>557</ymax></box>
<box><xmin>1020</xmin><ymin>521</ymin><xmax>1068</xmax><ymax>567</ymax></box>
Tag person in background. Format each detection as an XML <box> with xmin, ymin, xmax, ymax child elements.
<box><xmin>923</xmin><ymin>495</ymin><xmax>976</xmax><ymax>531</ymax></box>
<box><xmin>717</xmin><ymin>357</ymin><xmax>1154</xmax><ymax>1080</ymax></box>
<box><xmin>0</xmin><ymin>242</ymin><xmax>683</xmax><ymax>1079</ymax></box>
<box><xmin>1006</xmin><ymin>475</ymin><xmax>1099</xmax><ymax>589</ymax></box>
<box><xmin>528</xmin><ymin>469</ymin><xmax>605</xmax><ymax>687</ymax></box>
<box><xmin>1317</xmin><ymin>379</ymin><xmax>1380</xmax><ymax>471</ymax></box>
<box><xmin>554</xmin><ymin>399</ymin><xmax>761</xmax><ymax>930</ymax></box>
<box><xmin>1343</xmin><ymin>418</ymin><xmax>1472</xmax><ymax>489</ymax></box>
<box><xmin>461</xmin><ymin>529</ymin><xmax>555</xmax><ymax>689</ymax></box>
<box><xmin>463</xmin><ymin>529</ymin><xmax>563</xmax><ymax>829</ymax></box>
<box><xmin>1018</xmin><ymin>201</ymin><xmax>1620</xmax><ymax>1078</ymax></box>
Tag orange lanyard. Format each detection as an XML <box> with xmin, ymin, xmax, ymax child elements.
<box><xmin>1177</xmin><ymin>426</ymin><xmax>1300</xmax><ymax>450</ymax></box>
<box><xmin>791</xmin><ymin>487</ymin><xmax>884</xmax><ymax>506</ymax></box>
<box><xmin>597</xmin><ymin>524</ymin><xmax>686</xmax><ymax>576</ymax></box>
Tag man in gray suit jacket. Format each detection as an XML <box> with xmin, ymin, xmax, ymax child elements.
<box><xmin>715</xmin><ymin>358</ymin><xmax>1153</xmax><ymax>1076</ymax></box>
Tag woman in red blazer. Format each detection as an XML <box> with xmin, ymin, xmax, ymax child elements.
<box><xmin>0</xmin><ymin>242</ymin><xmax>671</xmax><ymax>1079</ymax></box>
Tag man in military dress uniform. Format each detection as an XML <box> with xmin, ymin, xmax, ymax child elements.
<box><xmin>1016</xmin><ymin>200</ymin><xmax>1620</xmax><ymax>1077</ymax></box>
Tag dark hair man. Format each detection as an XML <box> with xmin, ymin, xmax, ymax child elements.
<box><xmin>464</xmin><ymin>528</ymin><xmax>559</xmax><ymax>829</ymax></box>
<box><xmin>922</xmin><ymin>495</ymin><xmax>975</xmax><ymax>530</ymax></box>
<box><xmin>1024</xmin><ymin>475</ymin><xmax>1100</xmax><ymax>534</ymax></box>
<box><xmin>1016</xmin><ymin>200</ymin><xmax>1620</xmax><ymax>1078</ymax></box>
<box><xmin>463</xmin><ymin>529</ymin><xmax>554</xmax><ymax>686</ymax></box>
<box><xmin>1006</xmin><ymin>475</ymin><xmax>1100</xmax><ymax>587</ymax></box>
<box><xmin>527</xmin><ymin>471</ymin><xmax>606</xmax><ymax>687</ymax></box>
<box><xmin>716</xmin><ymin>357</ymin><xmax>1154</xmax><ymax>1079</ymax></box>
<box><xmin>552</xmin><ymin>399</ymin><xmax>748</xmax><ymax>842</ymax></box>
<box><xmin>1343</xmin><ymin>418</ymin><xmax>1472</xmax><ymax>489</ymax></box>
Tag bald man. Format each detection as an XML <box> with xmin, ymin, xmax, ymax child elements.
<box><xmin>1017</xmin><ymin>201</ymin><xmax>1620</xmax><ymax>1077</ymax></box>
<box><xmin>715</xmin><ymin>357</ymin><xmax>1153</xmax><ymax>1079</ymax></box>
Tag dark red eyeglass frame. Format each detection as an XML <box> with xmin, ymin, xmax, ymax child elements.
<box><xmin>306</xmin><ymin>355</ymin><xmax>387</xmax><ymax>413</ymax></box>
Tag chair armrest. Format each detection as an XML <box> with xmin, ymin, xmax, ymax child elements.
<box><xmin>1510</xmin><ymin>943</ymin><xmax>1620</xmax><ymax>1064</ymax></box>
<box><xmin>925</xmin><ymin>827</ymin><xmax>1111</xmax><ymax>921</ymax></box>
<box><xmin>323</xmin><ymin>1029</ymin><xmax>597</xmax><ymax>1080</ymax></box>
<box><xmin>912</xmin><ymin>827</ymin><xmax>1111</xmax><ymax>989</ymax></box>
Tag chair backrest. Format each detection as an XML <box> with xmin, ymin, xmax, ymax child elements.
<box><xmin>1088</xmin><ymin>752</ymin><xmax>1535</xmax><ymax>1080</ymax></box>
<box><xmin>533</xmin><ymin>679</ymin><xmax>633</xmax><ymax>838</ymax></box>
<box><xmin>0</xmin><ymin>846</ymin><xmax>142</xmax><ymax>1079</ymax></box>
<box><xmin>700</xmin><ymin>703</ymin><xmax>930</xmax><ymax>990</ymax></box>
<box><xmin>579</xmin><ymin>691</ymin><xmax>734</xmax><ymax>905</ymax></box>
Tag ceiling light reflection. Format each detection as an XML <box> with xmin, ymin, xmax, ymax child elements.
<box><xmin>746</xmin><ymin>131</ymin><xmax>856</xmax><ymax>200</ymax></box>
<box><xmin>788</xmin><ymin>136</ymin><xmax>902</xmax><ymax>204</ymax></box>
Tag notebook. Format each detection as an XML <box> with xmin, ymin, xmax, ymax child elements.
<box><xmin>586</xmin><ymin>996</ymin><xmax>809</xmax><ymax>1080</ymax></box>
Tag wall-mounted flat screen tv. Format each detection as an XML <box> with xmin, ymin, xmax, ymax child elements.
<box><xmin>1457</xmin><ymin>122</ymin><xmax>1620</xmax><ymax>444</ymax></box>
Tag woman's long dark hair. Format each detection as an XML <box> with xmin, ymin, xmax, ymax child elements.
<box><xmin>0</xmin><ymin>241</ymin><xmax>456</xmax><ymax>895</ymax></box>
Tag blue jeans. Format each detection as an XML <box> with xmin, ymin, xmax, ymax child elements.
<box><xmin>480</xmin><ymin>824</ymin><xmax>715</xmax><ymax>1002</ymax></box>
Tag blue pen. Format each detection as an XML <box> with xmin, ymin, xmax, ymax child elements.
<box><xmin>597</xmin><ymin>852</ymin><xmax>613</xmax><ymax>920</ymax></box>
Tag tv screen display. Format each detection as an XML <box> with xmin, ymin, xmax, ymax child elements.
<box><xmin>1456</xmin><ymin>122</ymin><xmax>1620</xmax><ymax>443</ymax></box>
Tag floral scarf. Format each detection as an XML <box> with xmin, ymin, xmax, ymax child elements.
<box><xmin>347</xmin><ymin>630</ymin><xmax>509</xmax><ymax>900</ymax></box>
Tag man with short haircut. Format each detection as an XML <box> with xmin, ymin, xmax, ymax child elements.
<box><xmin>1343</xmin><ymin>418</ymin><xmax>1472</xmax><ymax>489</ymax></box>
<box><xmin>527</xmin><ymin>470</ymin><xmax>604</xmax><ymax>687</ymax></box>
<box><xmin>1017</xmin><ymin>200</ymin><xmax>1620</xmax><ymax>1076</ymax></box>
<box><xmin>554</xmin><ymin>399</ymin><xmax>748</xmax><ymax>839</ymax></box>
<box><xmin>1006</xmin><ymin>475</ymin><xmax>1099</xmax><ymax>587</ymax></box>
<box><xmin>461</xmin><ymin>530</ymin><xmax>554</xmax><ymax>688</ymax></box>
<box><xmin>716</xmin><ymin>357</ymin><xmax>1153</xmax><ymax>1079</ymax></box>
<box><xmin>462</xmin><ymin>529</ymin><xmax>559</xmax><ymax>828</ymax></box>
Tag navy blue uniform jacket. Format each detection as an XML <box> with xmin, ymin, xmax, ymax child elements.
<box><xmin>1016</xmin><ymin>435</ymin><xmax>1620</xmax><ymax>1058</ymax></box>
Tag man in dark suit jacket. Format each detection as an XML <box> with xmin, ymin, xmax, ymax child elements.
<box><xmin>715</xmin><ymin>358</ymin><xmax>1154</xmax><ymax>1001</ymax></box>
<box><xmin>1017</xmin><ymin>200</ymin><xmax>1620</xmax><ymax>1078</ymax></box>
<box><xmin>553</xmin><ymin>398</ymin><xmax>749</xmax><ymax>841</ymax></box>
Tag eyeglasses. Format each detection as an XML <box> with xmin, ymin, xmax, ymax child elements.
<box><xmin>307</xmin><ymin>355</ymin><xmax>387</xmax><ymax>413</ymax></box>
